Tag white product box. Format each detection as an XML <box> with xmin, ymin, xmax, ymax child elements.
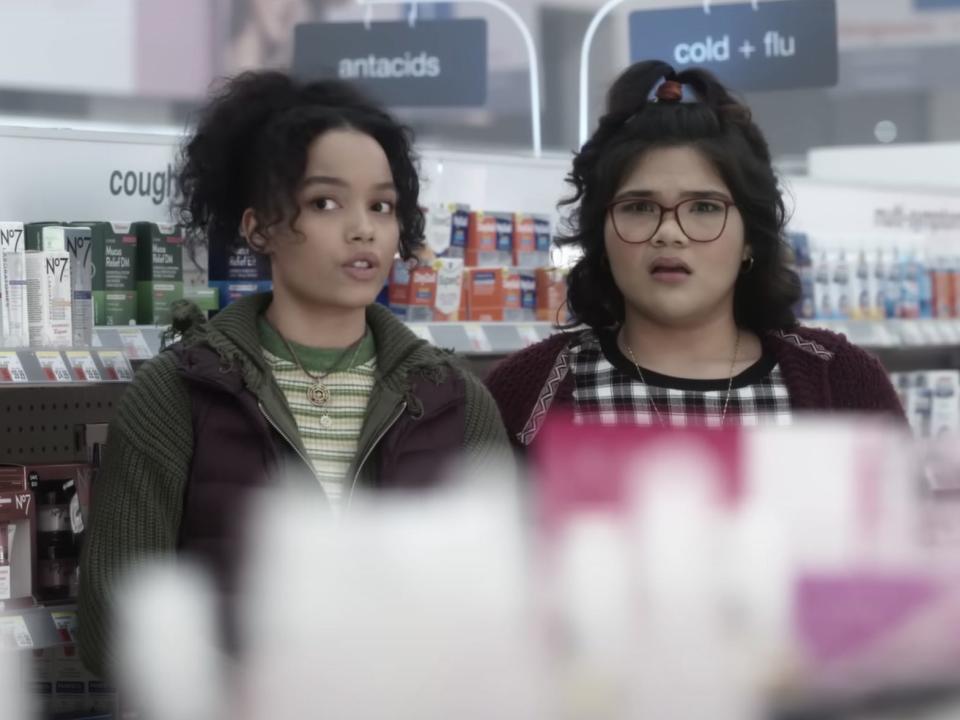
<box><xmin>0</xmin><ymin>222</ymin><xmax>29</xmax><ymax>347</ymax></box>
<box><xmin>433</xmin><ymin>257</ymin><xmax>465</xmax><ymax>321</ymax></box>
<box><xmin>928</xmin><ymin>371</ymin><xmax>960</xmax><ymax>437</ymax></box>
<box><xmin>41</xmin><ymin>226</ymin><xmax>94</xmax><ymax>347</ymax></box>
<box><xmin>25</xmin><ymin>251</ymin><xmax>72</xmax><ymax>349</ymax></box>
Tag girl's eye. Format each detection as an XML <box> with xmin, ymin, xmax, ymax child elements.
<box><xmin>622</xmin><ymin>201</ymin><xmax>658</xmax><ymax>215</ymax></box>
<box><xmin>372</xmin><ymin>200</ymin><xmax>396</xmax><ymax>215</ymax></box>
<box><xmin>312</xmin><ymin>198</ymin><xmax>341</xmax><ymax>211</ymax></box>
<box><xmin>691</xmin><ymin>200</ymin><xmax>724</xmax><ymax>213</ymax></box>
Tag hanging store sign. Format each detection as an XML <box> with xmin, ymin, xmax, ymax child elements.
<box><xmin>292</xmin><ymin>19</ymin><xmax>488</xmax><ymax>108</ymax></box>
<box><xmin>629</xmin><ymin>0</ymin><xmax>838</xmax><ymax>92</ymax></box>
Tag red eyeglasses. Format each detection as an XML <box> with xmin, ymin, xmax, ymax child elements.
<box><xmin>608</xmin><ymin>197</ymin><xmax>737</xmax><ymax>244</ymax></box>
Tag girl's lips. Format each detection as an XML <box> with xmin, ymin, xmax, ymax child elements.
<box><xmin>342</xmin><ymin>264</ymin><xmax>380</xmax><ymax>282</ymax></box>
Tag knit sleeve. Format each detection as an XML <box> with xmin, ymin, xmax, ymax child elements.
<box><xmin>485</xmin><ymin>333</ymin><xmax>572</xmax><ymax>445</ymax></box>
<box><xmin>830</xmin><ymin>342</ymin><xmax>909</xmax><ymax>424</ymax></box>
<box><xmin>462</xmin><ymin>371</ymin><xmax>512</xmax><ymax>467</ymax></box>
<box><xmin>78</xmin><ymin>353</ymin><xmax>193</xmax><ymax>678</ymax></box>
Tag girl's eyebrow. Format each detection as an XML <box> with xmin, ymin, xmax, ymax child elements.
<box><xmin>302</xmin><ymin>176</ymin><xmax>396</xmax><ymax>192</ymax></box>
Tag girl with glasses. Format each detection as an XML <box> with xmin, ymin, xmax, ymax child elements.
<box><xmin>487</xmin><ymin>61</ymin><xmax>905</xmax><ymax>445</ymax></box>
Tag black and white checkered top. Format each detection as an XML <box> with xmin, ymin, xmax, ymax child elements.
<box><xmin>569</xmin><ymin>329</ymin><xmax>793</xmax><ymax>427</ymax></box>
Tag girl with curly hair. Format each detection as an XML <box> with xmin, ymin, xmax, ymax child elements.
<box><xmin>80</xmin><ymin>71</ymin><xmax>508</xmax><ymax>676</ymax></box>
<box><xmin>487</xmin><ymin>61</ymin><xmax>905</xmax><ymax>447</ymax></box>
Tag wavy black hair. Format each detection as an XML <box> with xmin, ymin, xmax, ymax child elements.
<box><xmin>176</xmin><ymin>71</ymin><xmax>424</xmax><ymax>258</ymax></box>
<box><xmin>561</xmin><ymin>60</ymin><xmax>800</xmax><ymax>333</ymax></box>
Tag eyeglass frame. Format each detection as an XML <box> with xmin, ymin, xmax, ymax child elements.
<box><xmin>606</xmin><ymin>196</ymin><xmax>738</xmax><ymax>245</ymax></box>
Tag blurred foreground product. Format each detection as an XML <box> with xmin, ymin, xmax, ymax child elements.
<box><xmin>536</xmin><ymin>416</ymin><xmax>960</xmax><ymax>715</ymax></box>
<box><xmin>103</xmin><ymin>420</ymin><xmax>960</xmax><ymax>720</ymax></box>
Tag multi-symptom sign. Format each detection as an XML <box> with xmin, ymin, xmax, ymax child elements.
<box><xmin>630</xmin><ymin>0</ymin><xmax>838</xmax><ymax>92</ymax></box>
<box><xmin>292</xmin><ymin>19</ymin><xmax>487</xmax><ymax>108</ymax></box>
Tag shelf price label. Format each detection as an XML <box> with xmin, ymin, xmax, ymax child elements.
<box><xmin>117</xmin><ymin>329</ymin><xmax>152</xmax><ymax>360</ymax></box>
<box><xmin>51</xmin><ymin>610</ymin><xmax>79</xmax><ymax>644</ymax></box>
<box><xmin>0</xmin><ymin>352</ymin><xmax>28</xmax><ymax>383</ymax></box>
<box><xmin>35</xmin><ymin>351</ymin><xmax>71</xmax><ymax>382</ymax></box>
<box><xmin>464</xmin><ymin>325</ymin><xmax>492</xmax><ymax>353</ymax></box>
<box><xmin>97</xmin><ymin>351</ymin><xmax>134</xmax><ymax>382</ymax></box>
<box><xmin>0</xmin><ymin>615</ymin><xmax>34</xmax><ymax>649</ymax></box>
<box><xmin>66</xmin><ymin>351</ymin><xmax>101</xmax><ymax>382</ymax></box>
<box><xmin>408</xmin><ymin>325</ymin><xmax>434</xmax><ymax>344</ymax></box>
<box><xmin>517</xmin><ymin>325</ymin><xmax>542</xmax><ymax>347</ymax></box>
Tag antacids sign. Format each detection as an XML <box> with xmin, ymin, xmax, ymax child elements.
<box><xmin>294</xmin><ymin>19</ymin><xmax>488</xmax><ymax>107</ymax></box>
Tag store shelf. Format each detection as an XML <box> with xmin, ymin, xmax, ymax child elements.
<box><xmin>0</xmin><ymin>349</ymin><xmax>134</xmax><ymax>385</ymax></box>
<box><xmin>90</xmin><ymin>322</ymin><xmax>561</xmax><ymax>358</ymax></box>
<box><xmin>0</xmin><ymin>604</ymin><xmax>77</xmax><ymax>651</ymax></box>
<box><xmin>809</xmin><ymin>319</ymin><xmax>960</xmax><ymax>349</ymax></box>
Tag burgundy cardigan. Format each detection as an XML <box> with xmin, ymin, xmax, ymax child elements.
<box><xmin>485</xmin><ymin>326</ymin><xmax>907</xmax><ymax>448</ymax></box>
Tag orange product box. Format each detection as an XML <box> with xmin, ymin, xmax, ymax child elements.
<box><xmin>951</xmin><ymin>262</ymin><xmax>960</xmax><ymax>318</ymax></box>
<box><xmin>405</xmin><ymin>264</ymin><xmax>438</xmax><ymax>322</ymax></box>
<box><xmin>513</xmin><ymin>213</ymin><xmax>552</xmax><ymax>268</ymax></box>
<box><xmin>536</xmin><ymin>267</ymin><xmax>568</xmax><ymax>323</ymax></box>
<box><xmin>466</xmin><ymin>211</ymin><xmax>514</xmax><ymax>267</ymax></box>
<box><xmin>932</xmin><ymin>265</ymin><xmax>952</xmax><ymax>318</ymax></box>
<box><xmin>464</xmin><ymin>267</ymin><xmax>507</xmax><ymax>321</ymax></box>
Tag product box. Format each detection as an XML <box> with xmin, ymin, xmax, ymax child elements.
<box><xmin>832</xmin><ymin>250</ymin><xmax>853</xmax><ymax>320</ymax></box>
<box><xmin>928</xmin><ymin>371</ymin><xmax>960</xmax><ymax>437</ymax></box>
<box><xmin>0</xmin><ymin>486</ymin><xmax>36</xmax><ymax>609</ymax></box>
<box><xmin>536</xmin><ymin>268</ymin><xmax>568</xmax><ymax>324</ymax></box>
<box><xmin>24</xmin><ymin>222</ymin><xmax>64</xmax><ymax>252</ymax></box>
<box><xmin>134</xmin><ymin>222</ymin><xmax>183</xmax><ymax>325</ymax></box>
<box><xmin>52</xmin><ymin>645</ymin><xmax>91</xmax><ymax>716</ymax></box>
<box><xmin>405</xmin><ymin>265</ymin><xmax>439</xmax><ymax>322</ymax></box>
<box><xmin>0</xmin><ymin>222</ymin><xmax>29</xmax><ymax>348</ymax></box>
<box><xmin>813</xmin><ymin>250</ymin><xmax>834</xmax><ymax>320</ymax></box>
<box><xmin>906</xmin><ymin>373</ymin><xmax>933</xmax><ymax>438</ymax></box>
<box><xmin>425</xmin><ymin>204</ymin><xmax>470</xmax><ymax>259</ymax></box>
<box><xmin>433</xmin><ymin>258</ymin><xmax>465</xmax><ymax>321</ymax></box>
<box><xmin>884</xmin><ymin>249</ymin><xmax>903</xmax><ymax>319</ymax></box>
<box><xmin>466</xmin><ymin>212</ymin><xmax>513</xmax><ymax>267</ymax></box>
<box><xmin>25</xmin><ymin>251</ymin><xmax>72</xmax><ymax>348</ymax></box>
<box><xmin>931</xmin><ymin>257</ymin><xmax>953</xmax><ymax>319</ymax></box>
<box><xmin>917</xmin><ymin>251</ymin><xmax>934</xmax><ymax>319</ymax></box>
<box><xmin>513</xmin><ymin>213</ymin><xmax>552</xmax><ymax>268</ymax></box>
<box><xmin>952</xmin><ymin>257</ymin><xmax>960</xmax><ymax>318</ymax></box>
<box><xmin>0</xmin><ymin>466</ymin><xmax>27</xmax><ymax>493</ymax></box>
<box><xmin>503</xmin><ymin>270</ymin><xmax>537</xmax><ymax>322</ymax></box>
<box><xmin>388</xmin><ymin>259</ymin><xmax>412</xmax><ymax>317</ymax></box>
<box><xmin>25</xmin><ymin>648</ymin><xmax>54</xmax><ymax>716</ymax></box>
<box><xmin>464</xmin><ymin>268</ymin><xmax>507</xmax><ymax>321</ymax></box>
<box><xmin>208</xmin><ymin>237</ymin><xmax>271</xmax><ymax>282</ymax></box>
<box><xmin>208</xmin><ymin>280</ymin><xmax>271</xmax><ymax>310</ymax></box>
<box><xmin>41</xmin><ymin>227</ymin><xmax>95</xmax><ymax>347</ymax></box>
<box><xmin>72</xmin><ymin>222</ymin><xmax>138</xmax><ymax>327</ymax></box>
<box><xmin>184</xmin><ymin>286</ymin><xmax>220</xmax><ymax>319</ymax></box>
<box><xmin>900</xmin><ymin>252</ymin><xmax>922</xmax><ymax>320</ymax></box>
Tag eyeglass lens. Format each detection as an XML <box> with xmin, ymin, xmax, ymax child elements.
<box><xmin>611</xmin><ymin>198</ymin><xmax>729</xmax><ymax>244</ymax></box>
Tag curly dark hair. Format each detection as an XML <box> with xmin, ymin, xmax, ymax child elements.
<box><xmin>176</xmin><ymin>71</ymin><xmax>424</xmax><ymax>259</ymax></box>
<box><xmin>561</xmin><ymin>60</ymin><xmax>800</xmax><ymax>333</ymax></box>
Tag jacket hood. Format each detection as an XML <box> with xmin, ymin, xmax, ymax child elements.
<box><xmin>168</xmin><ymin>294</ymin><xmax>452</xmax><ymax>396</ymax></box>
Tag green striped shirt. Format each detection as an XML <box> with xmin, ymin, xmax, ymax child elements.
<box><xmin>258</xmin><ymin>320</ymin><xmax>377</xmax><ymax>509</ymax></box>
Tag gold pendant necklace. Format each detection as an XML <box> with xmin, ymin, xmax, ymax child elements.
<box><xmin>270</xmin><ymin>324</ymin><xmax>367</xmax><ymax>409</ymax></box>
<box><xmin>620</xmin><ymin>329</ymin><xmax>741</xmax><ymax>427</ymax></box>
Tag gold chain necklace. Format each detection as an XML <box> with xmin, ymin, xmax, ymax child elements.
<box><xmin>271</xmin><ymin>325</ymin><xmax>367</xmax><ymax>408</ymax></box>
<box><xmin>620</xmin><ymin>329</ymin><xmax>741</xmax><ymax>427</ymax></box>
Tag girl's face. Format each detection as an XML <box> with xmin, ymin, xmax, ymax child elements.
<box><xmin>249</xmin><ymin>129</ymin><xmax>400</xmax><ymax>313</ymax></box>
<box><xmin>604</xmin><ymin>145</ymin><xmax>749</xmax><ymax>329</ymax></box>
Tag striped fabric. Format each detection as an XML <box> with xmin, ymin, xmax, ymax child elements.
<box><xmin>259</xmin><ymin>320</ymin><xmax>376</xmax><ymax>509</ymax></box>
